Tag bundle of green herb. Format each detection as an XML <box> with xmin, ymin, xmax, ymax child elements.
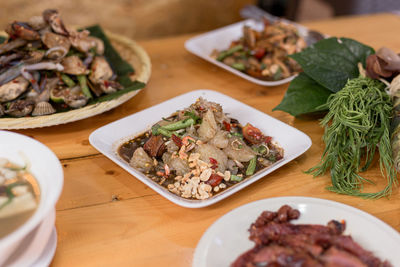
<box><xmin>306</xmin><ymin>75</ymin><xmax>397</xmax><ymax>198</ymax></box>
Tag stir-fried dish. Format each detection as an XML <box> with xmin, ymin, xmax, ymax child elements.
<box><xmin>0</xmin><ymin>9</ymin><xmax>122</xmax><ymax>117</ymax></box>
<box><xmin>118</xmin><ymin>98</ymin><xmax>284</xmax><ymax>200</ymax></box>
<box><xmin>0</xmin><ymin>158</ymin><xmax>39</xmax><ymax>238</ymax></box>
<box><xmin>210</xmin><ymin>21</ymin><xmax>306</xmax><ymax>81</ymax></box>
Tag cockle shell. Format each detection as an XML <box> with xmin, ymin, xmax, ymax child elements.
<box><xmin>31</xmin><ymin>101</ymin><xmax>56</xmax><ymax>116</ymax></box>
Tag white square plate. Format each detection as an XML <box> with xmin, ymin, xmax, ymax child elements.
<box><xmin>89</xmin><ymin>90</ymin><xmax>311</xmax><ymax>208</ymax></box>
<box><xmin>184</xmin><ymin>19</ymin><xmax>310</xmax><ymax>86</ymax></box>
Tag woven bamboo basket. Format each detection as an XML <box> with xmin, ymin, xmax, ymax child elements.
<box><xmin>0</xmin><ymin>31</ymin><xmax>151</xmax><ymax>129</ymax></box>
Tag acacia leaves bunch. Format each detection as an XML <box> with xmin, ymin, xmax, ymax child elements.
<box><xmin>306</xmin><ymin>76</ymin><xmax>397</xmax><ymax>198</ymax></box>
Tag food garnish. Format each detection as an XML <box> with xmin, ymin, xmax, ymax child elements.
<box><xmin>306</xmin><ymin>74</ymin><xmax>397</xmax><ymax>198</ymax></box>
<box><xmin>210</xmin><ymin>21</ymin><xmax>306</xmax><ymax>81</ymax></box>
<box><xmin>274</xmin><ymin>37</ymin><xmax>374</xmax><ymax>117</ymax></box>
<box><xmin>0</xmin><ymin>158</ymin><xmax>39</xmax><ymax>238</ymax></box>
<box><xmin>232</xmin><ymin>205</ymin><xmax>392</xmax><ymax>267</ymax></box>
<box><xmin>0</xmin><ymin>9</ymin><xmax>144</xmax><ymax>118</ymax></box>
<box><xmin>273</xmin><ymin>36</ymin><xmax>399</xmax><ymax>198</ymax></box>
<box><xmin>117</xmin><ymin>98</ymin><xmax>283</xmax><ymax>200</ymax></box>
<box><xmin>360</xmin><ymin>47</ymin><xmax>400</xmax><ymax>174</ymax></box>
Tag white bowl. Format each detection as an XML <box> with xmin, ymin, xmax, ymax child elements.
<box><xmin>0</xmin><ymin>131</ymin><xmax>63</xmax><ymax>265</ymax></box>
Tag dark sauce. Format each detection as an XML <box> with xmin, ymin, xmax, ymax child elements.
<box><xmin>118</xmin><ymin>119</ymin><xmax>283</xmax><ymax>199</ymax></box>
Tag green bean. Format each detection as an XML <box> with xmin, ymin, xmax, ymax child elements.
<box><xmin>246</xmin><ymin>156</ymin><xmax>257</xmax><ymax>176</ymax></box>
<box><xmin>77</xmin><ymin>75</ymin><xmax>92</xmax><ymax>99</ymax></box>
<box><xmin>230</xmin><ymin>175</ymin><xmax>243</xmax><ymax>182</ymax></box>
<box><xmin>216</xmin><ymin>45</ymin><xmax>243</xmax><ymax>61</ymax></box>
<box><xmin>161</xmin><ymin>118</ymin><xmax>195</xmax><ymax>131</ymax></box>
<box><xmin>151</xmin><ymin>124</ymin><xmax>172</xmax><ymax>137</ymax></box>
<box><xmin>157</xmin><ymin>128</ymin><xmax>172</xmax><ymax>137</ymax></box>
<box><xmin>151</xmin><ymin>124</ymin><xmax>161</xmax><ymax>135</ymax></box>
<box><xmin>61</xmin><ymin>74</ymin><xmax>76</xmax><ymax>87</ymax></box>
<box><xmin>231</xmin><ymin>63</ymin><xmax>246</xmax><ymax>71</ymax></box>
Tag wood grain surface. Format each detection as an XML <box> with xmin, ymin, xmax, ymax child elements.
<box><xmin>10</xmin><ymin>13</ymin><xmax>400</xmax><ymax>266</ymax></box>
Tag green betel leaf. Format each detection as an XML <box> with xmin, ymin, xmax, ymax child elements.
<box><xmin>290</xmin><ymin>37</ymin><xmax>374</xmax><ymax>93</ymax></box>
<box><xmin>273</xmin><ymin>73</ymin><xmax>332</xmax><ymax>117</ymax></box>
<box><xmin>85</xmin><ymin>25</ymin><xmax>135</xmax><ymax>76</ymax></box>
<box><xmin>0</xmin><ymin>36</ymin><xmax>5</xmax><ymax>44</ymax></box>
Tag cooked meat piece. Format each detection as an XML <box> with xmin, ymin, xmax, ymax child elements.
<box><xmin>321</xmin><ymin>247</ymin><xmax>368</xmax><ymax>267</ymax></box>
<box><xmin>232</xmin><ymin>244</ymin><xmax>323</xmax><ymax>267</ymax></box>
<box><xmin>332</xmin><ymin>236</ymin><xmax>388</xmax><ymax>266</ymax></box>
<box><xmin>232</xmin><ymin>205</ymin><xmax>391</xmax><ymax>267</ymax></box>
<box><xmin>143</xmin><ymin>135</ymin><xmax>165</xmax><ymax>157</ymax></box>
<box><xmin>249</xmin><ymin>221</ymin><xmax>345</xmax><ymax>246</ymax></box>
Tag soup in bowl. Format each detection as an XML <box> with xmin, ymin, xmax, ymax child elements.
<box><xmin>0</xmin><ymin>131</ymin><xmax>63</xmax><ymax>264</ymax></box>
<box><xmin>0</xmin><ymin>158</ymin><xmax>40</xmax><ymax>238</ymax></box>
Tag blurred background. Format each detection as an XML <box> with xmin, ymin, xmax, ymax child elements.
<box><xmin>0</xmin><ymin>0</ymin><xmax>399</xmax><ymax>40</ymax></box>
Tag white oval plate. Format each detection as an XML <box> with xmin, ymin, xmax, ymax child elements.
<box><xmin>89</xmin><ymin>90</ymin><xmax>311</xmax><ymax>208</ymax></box>
<box><xmin>193</xmin><ymin>196</ymin><xmax>400</xmax><ymax>267</ymax></box>
<box><xmin>184</xmin><ymin>19</ymin><xmax>309</xmax><ymax>86</ymax></box>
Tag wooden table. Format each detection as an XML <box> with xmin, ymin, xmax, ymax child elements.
<box><xmin>14</xmin><ymin>13</ymin><xmax>400</xmax><ymax>266</ymax></box>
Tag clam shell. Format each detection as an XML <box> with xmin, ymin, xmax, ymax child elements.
<box><xmin>31</xmin><ymin>101</ymin><xmax>56</xmax><ymax>116</ymax></box>
<box><xmin>0</xmin><ymin>76</ymin><xmax>30</xmax><ymax>102</ymax></box>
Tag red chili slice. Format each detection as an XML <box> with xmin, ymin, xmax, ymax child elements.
<box><xmin>209</xmin><ymin>157</ymin><xmax>218</xmax><ymax>170</ymax></box>
<box><xmin>209</xmin><ymin>157</ymin><xmax>218</xmax><ymax>165</ymax></box>
<box><xmin>206</xmin><ymin>174</ymin><xmax>223</xmax><ymax>187</ymax></box>
<box><xmin>223</xmin><ymin>121</ymin><xmax>231</xmax><ymax>131</ymax></box>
